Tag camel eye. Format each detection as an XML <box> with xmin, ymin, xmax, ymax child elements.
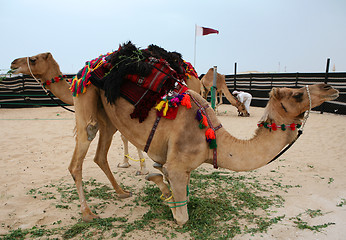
<box><xmin>292</xmin><ymin>92</ymin><xmax>303</xmax><ymax>102</ymax></box>
<box><xmin>29</xmin><ymin>58</ymin><xmax>37</xmax><ymax>64</ymax></box>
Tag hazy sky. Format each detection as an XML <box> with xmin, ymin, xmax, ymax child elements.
<box><xmin>1</xmin><ymin>0</ymin><xmax>345</xmax><ymax>75</ymax></box>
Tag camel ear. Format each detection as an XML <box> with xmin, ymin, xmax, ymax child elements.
<box><xmin>270</xmin><ymin>87</ymin><xmax>283</xmax><ymax>100</ymax></box>
<box><xmin>44</xmin><ymin>52</ymin><xmax>52</xmax><ymax>59</ymax></box>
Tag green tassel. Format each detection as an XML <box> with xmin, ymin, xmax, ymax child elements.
<box><xmin>281</xmin><ymin>124</ymin><xmax>286</xmax><ymax>131</ymax></box>
<box><xmin>199</xmin><ymin>122</ymin><xmax>206</xmax><ymax>129</ymax></box>
<box><xmin>209</xmin><ymin>139</ymin><xmax>217</xmax><ymax>149</ymax></box>
<box><xmin>264</xmin><ymin>122</ymin><xmax>269</xmax><ymax>129</ymax></box>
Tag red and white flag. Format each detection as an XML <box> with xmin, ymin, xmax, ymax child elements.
<box><xmin>196</xmin><ymin>25</ymin><xmax>219</xmax><ymax>36</ymax></box>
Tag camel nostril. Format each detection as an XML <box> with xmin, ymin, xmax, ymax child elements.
<box><xmin>323</xmin><ymin>84</ymin><xmax>332</xmax><ymax>90</ymax></box>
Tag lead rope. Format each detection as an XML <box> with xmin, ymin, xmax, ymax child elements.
<box><xmin>267</xmin><ymin>85</ymin><xmax>311</xmax><ymax>164</ymax></box>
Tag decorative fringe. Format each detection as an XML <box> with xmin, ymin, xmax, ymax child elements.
<box><xmin>181</xmin><ymin>94</ymin><xmax>191</xmax><ymax>109</ymax></box>
<box><xmin>194</xmin><ymin>108</ymin><xmax>218</xmax><ymax>150</ymax></box>
<box><xmin>70</xmin><ymin>52</ymin><xmax>113</xmax><ymax>97</ymax></box>
<box><xmin>205</xmin><ymin>128</ymin><xmax>216</xmax><ymax>140</ymax></box>
<box><xmin>208</xmin><ymin>139</ymin><xmax>217</xmax><ymax>149</ymax></box>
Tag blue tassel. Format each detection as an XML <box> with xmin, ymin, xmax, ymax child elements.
<box><xmin>196</xmin><ymin>109</ymin><xmax>202</xmax><ymax>121</ymax></box>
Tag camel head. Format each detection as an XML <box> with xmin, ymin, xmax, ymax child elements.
<box><xmin>262</xmin><ymin>84</ymin><xmax>339</xmax><ymax>123</ymax></box>
<box><xmin>236</xmin><ymin>101</ymin><xmax>250</xmax><ymax>117</ymax></box>
<box><xmin>10</xmin><ymin>52</ymin><xmax>58</xmax><ymax>81</ymax></box>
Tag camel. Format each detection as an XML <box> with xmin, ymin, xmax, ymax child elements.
<box><xmin>11</xmin><ymin>46</ymin><xmax>339</xmax><ymax>226</ymax></box>
<box><xmin>10</xmin><ymin>52</ymin><xmax>149</xmax><ymax>175</ymax></box>
<box><xmin>201</xmin><ymin>68</ymin><xmax>249</xmax><ymax>116</ymax></box>
<box><xmin>10</xmin><ymin>52</ymin><xmax>202</xmax><ymax>175</ymax></box>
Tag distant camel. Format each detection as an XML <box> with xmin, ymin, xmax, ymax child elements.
<box><xmin>11</xmin><ymin>44</ymin><xmax>339</xmax><ymax>226</ymax></box>
<box><xmin>201</xmin><ymin>68</ymin><xmax>249</xmax><ymax>116</ymax></box>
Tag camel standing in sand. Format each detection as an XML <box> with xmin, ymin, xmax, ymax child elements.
<box><xmin>201</xmin><ymin>68</ymin><xmax>249</xmax><ymax>116</ymax></box>
<box><xmin>10</xmin><ymin>52</ymin><xmax>203</xmax><ymax>175</ymax></box>
<box><xmin>10</xmin><ymin>52</ymin><xmax>149</xmax><ymax>175</ymax></box>
<box><xmin>11</xmin><ymin>49</ymin><xmax>339</xmax><ymax>226</ymax></box>
<box><xmin>97</xmin><ymin>77</ymin><xmax>338</xmax><ymax>225</ymax></box>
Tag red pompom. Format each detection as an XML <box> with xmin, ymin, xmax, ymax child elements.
<box><xmin>271</xmin><ymin>122</ymin><xmax>277</xmax><ymax>131</ymax></box>
<box><xmin>205</xmin><ymin>128</ymin><xmax>216</xmax><ymax>140</ymax></box>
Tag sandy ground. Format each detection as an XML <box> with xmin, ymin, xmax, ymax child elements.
<box><xmin>0</xmin><ymin>104</ymin><xmax>345</xmax><ymax>239</ymax></box>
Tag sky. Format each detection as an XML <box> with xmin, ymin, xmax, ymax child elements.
<box><xmin>1</xmin><ymin>0</ymin><xmax>345</xmax><ymax>76</ymax></box>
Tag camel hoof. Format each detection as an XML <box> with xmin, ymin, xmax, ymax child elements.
<box><xmin>82</xmin><ymin>212</ymin><xmax>100</xmax><ymax>222</ymax></box>
<box><xmin>153</xmin><ymin>163</ymin><xmax>163</xmax><ymax>170</ymax></box>
<box><xmin>118</xmin><ymin>191</ymin><xmax>132</xmax><ymax>199</ymax></box>
<box><xmin>145</xmin><ymin>173</ymin><xmax>163</xmax><ymax>181</ymax></box>
<box><xmin>135</xmin><ymin>169</ymin><xmax>149</xmax><ymax>176</ymax></box>
<box><xmin>118</xmin><ymin>162</ymin><xmax>131</xmax><ymax>168</ymax></box>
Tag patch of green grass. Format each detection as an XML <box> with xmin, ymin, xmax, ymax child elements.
<box><xmin>5</xmin><ymin>168</ymin><xmax>333</xmax><ymax>239</ymax></box>
<box><xmin>337</xmin><ymin>198</ymin><xmax>346</xmax><ymax>207</ymax></box>
<box><xmin>290</xmin><ymin>209</ymin><xmax>335</xmax><ymax>232</ymax></box>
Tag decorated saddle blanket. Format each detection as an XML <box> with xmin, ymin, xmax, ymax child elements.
<box><xmin>72</xmin><ymin>42</ymin><xmax>197</xmax><ymax>122</ymax></box>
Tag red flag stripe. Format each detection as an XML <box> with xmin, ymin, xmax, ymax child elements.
<box><xmin>202</xmin><ymin>27</ymin><xmax>219</xmax><ymax>35</ymax></box>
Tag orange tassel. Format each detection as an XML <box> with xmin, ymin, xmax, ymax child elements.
<box><xmin>205</xmin><ymin>128</ymin><xmax>216</xmax><ymax>140</ymax></box>
<box><xmin>181</xmin><ymin>94</ymin><xmax>192</xmax><ymax>109</ymax></box>
<box><xmin>202</xmin><ymin>114</ymin><xmax>208</xmax><ymax>127</ymax></box>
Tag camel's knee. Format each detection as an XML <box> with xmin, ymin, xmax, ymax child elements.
<box><xmin>86</xmin><ymin>122</ymin><xmax>99</xmax><ymax>141</ymax></box>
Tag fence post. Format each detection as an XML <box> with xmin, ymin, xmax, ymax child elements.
<box><xmin>295</xmin><ymin>72</ymin><xmax>299</xmax><ymax>88</ymax></box>
<box><xmin>211</xmin><ymin>66</ymin><xmax>217</xmax><ymax>110</ymax></box>
<box><xmin>321</xmin><ymin>58</ymin><xmax>330</xmax><ymax>114</ymax></box>
<box><xmin>234</xmin><ymin>62</ymin><xmax>237</xmax><ymax>90</ymax></box>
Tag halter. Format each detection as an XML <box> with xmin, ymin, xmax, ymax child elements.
<box><xmin>26</xmin><ymin>57</ymin><xmax>75</xmax><ymax>113</ymax></box>
<box><xmin>27</xmin><ymin>57</ymin><xmax>49</xmax><ymax>94</ymax></box>
<box><xmin>267</xmin><ymin>85</ymin><xmax>311</xmax><ymax>164</ymax></box>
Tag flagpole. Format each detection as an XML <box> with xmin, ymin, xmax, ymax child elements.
<box><xmin>194</xmin><ymin>24</ymin><xmax>197</xmax><ymax>67</ymax></box>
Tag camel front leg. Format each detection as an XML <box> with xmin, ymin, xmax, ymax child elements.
<box><xmin>69</xmin><ymin>127</ymin><xmax>97</xmax><ymax>222</ymax></box>
<box><xmin>162</xmin><ymin>163</ymin><xmax>190</xmax><ymax>225</ymax></box>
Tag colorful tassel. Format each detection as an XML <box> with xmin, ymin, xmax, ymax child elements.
<box><xmin>155</xmin><ymin>100</ymin><xmax>166</xmax><ymax>112</ymax></box>
<box><xmin>163</xmin><ymin>101</ymin><xmax>169</xmax><ymax>116</ymax></box>
<box><xmin>196</xmin><ymin>110</ymin><xmax>203</xmax><ymax>121</ymax></box>
<box><xmin>181</xmin><ymin>94</ymin><xmax>191</xmax><ymax>109</ymax></box>
<box><xmin>205</xmin><ymin>128</ymin><xmax>216</xmax><ymax>140</ymax></box>
<box><xmin>271</xmin><ymin>123</ymin><xmax>278</xmax><ymax>131</ymax></box>
<box><xmin>208</xmin><ymin>139</ymin><xmax>217</xmax><ymax>149</ymax></box>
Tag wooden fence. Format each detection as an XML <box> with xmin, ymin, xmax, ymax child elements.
<box><xmin>224</xmin><ymin>72</ymin><xmax>346</xmax><ymax>115</ymax></box>
<box><xmin>0</xmin><ymin>74</ymin><xmax>74</xmax><ymax>108</ymax></box>
<box><xmin>1</xmin><ymin>72</ymin><xmax>346</xmax><ymax>115</ymax></box>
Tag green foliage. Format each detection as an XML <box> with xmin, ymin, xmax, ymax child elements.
<box><xmin>1</xmin><ymin>170</ymin><xmax>336</xmax><ymax>239</ymax></box>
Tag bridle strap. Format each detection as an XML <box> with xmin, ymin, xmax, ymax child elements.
<box><xmin>26</xmin><ymin>57</ymin><xmax>75</xmax><ymax>113</ymax></box>
<box><xmin>189</xmin><ymin>93</ymin><xmax>222</xmax><ymax>168</ymax></box>
<box><xmin>27</xmin><ymin>57</ymin><xmax>49</xmax><ymax>94</ymax></box>
<box><xmin>267</xmin><ymin>85</ymin><xmax>311</xmax><ymax>165</ymax></box>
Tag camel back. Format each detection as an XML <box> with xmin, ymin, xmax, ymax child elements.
<box><xmin>80</xmin><ymin>42</ymin><xmax>198</xmax><ymax>122</ymax></box>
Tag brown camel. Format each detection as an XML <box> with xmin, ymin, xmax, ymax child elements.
<box><xmin>10</xmin><ymin>52</ymin><xmax>151</xmax><ymax>174</ymax></box>
<box><xmin>11</xmin><ymin>50</ymin><xmax>339</xmax><ymax>226</ymax></box>
<box><xmin>10</xmin><ymin>52</ymin><xmax>202</xmax><ymax>175</ymax></box>
<box><xmin>201</xmin><ymin>68</ymin><xmax>249</xmax><ymax>116</ymax></box>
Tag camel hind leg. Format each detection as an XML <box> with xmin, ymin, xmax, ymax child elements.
<box><xmin>119</xmin><ymin>134</ymin><xmax>149</xmax><ymax>175</ymax></box>
<box><xmin>94</xmin><ymin>110</ymin><xmax>131</xmax><ymax>198</ymax></box>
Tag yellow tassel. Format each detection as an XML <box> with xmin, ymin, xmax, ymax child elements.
<box><xmin>163</xmin><ymin>101</ymin><xmax>169</xmax><ymax>116</ymax></box>
<box><xmin>155</xmin><ymin>100</ymin><xmax>166</xmax><ymax>111</ymax></box>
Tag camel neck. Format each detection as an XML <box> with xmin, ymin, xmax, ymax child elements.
<box><xmin>39</xmin><ymin>64</ymin><xmax>74</xmax><ymax>106</ymax></box>
<box><xmin>215</xmin><ymin>125</ymin><xmax>298</xmax><ymax>172</ymax></box>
